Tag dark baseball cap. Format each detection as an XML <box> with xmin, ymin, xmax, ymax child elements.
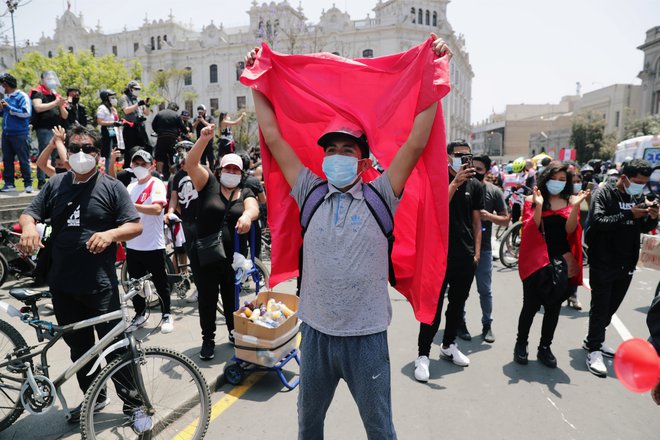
<box><xmin>131</xmin><ymin>149</ymin><xmax>153</xmax><ymax>163</ymax></box>
<box><xmin>0</xmin><ymin>73</ymin><xmax>17</xmax><ymax>88</ymax></box>
<box><xmin>317</xmin><ymin>117</ymin><xmax>369</xmax><ymax>159</ymax></box>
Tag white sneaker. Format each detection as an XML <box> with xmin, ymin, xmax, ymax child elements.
<box><xmin>440</xmin><ymin>343</ymin><xmax>470</xmax><ymax>367</ymax></box>
<box><xmin>414</xmin><ymin>356</ymin><xmax>430</xmax><ymax>382</ymax></box>
<box><xmin>131</xmin><ymin>408</ymin><xmax>153</xmax><ymax>434</ymax></box>
<box><xmin>186</xmin><ymin>289</ymin><xmax>199</xmax><ymax>303</ymax></box>
<box><xmin>586</xmin><ymin>351</ymin><xmax>607</xmax><ymax>377</ymax></box>
<box><xmin>582</xmin><ymin>339</ymin><xmax>616</xmax><ymax>358</ymax></box>
<box><xmin>161</xmin><ymin>314</ymin><xmax>174</xmax><ymax>334</ymax></box>
<box><xmin>130</xmin><ymin>315</ymin><xmax>148</xmax><ymax>329</ymax></box>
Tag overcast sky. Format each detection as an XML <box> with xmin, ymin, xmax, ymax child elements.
<box><xmin>2</xmin><ymin>0</ymin><xmax>658</xmax><ymax>123</ymax></box>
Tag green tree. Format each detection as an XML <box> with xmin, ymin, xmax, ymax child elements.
<box><xmin>9</xmin><ymin>49</ymin><xmax>142</xmax><ymax>121</ymax></box>
<box><xmin>623</xmin><ymin>114</ymin><xmax>660</xmax><ymax>139</ymax></box>
<box><xmin>231</xmin><ymin>111</ymin><xmax>258</xmax><ymax>152</ymax></box>
<box><xmin>142</xmin><ymin>68</ymin><xmax>192</xmax><ymax>105</ymax></box>
<box><xmin>570</xmin><ymin>111</ymin><xmax>617</xmax><ymax>163</ymax></box>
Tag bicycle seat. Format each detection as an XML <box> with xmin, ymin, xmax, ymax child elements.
<box><xmin>9</xmin><ymin>288</ymin><xmax>51</xmax><ymax>303</ymax></box>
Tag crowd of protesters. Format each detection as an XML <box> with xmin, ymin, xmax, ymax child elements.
<box><xmin>1</xmin><ymin>38</ymin><xmax>660</xmax><ymax>439</ymax></box>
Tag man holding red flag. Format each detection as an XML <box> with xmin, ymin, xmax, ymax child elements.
<box><xmin>245</xmin><ymin>34</ymin><xmax>451</xmax><ymax>439</ymax></box>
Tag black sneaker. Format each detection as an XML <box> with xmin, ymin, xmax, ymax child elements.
<box><xmin>514</xmin><ymin>341</ymin><xmax>528</xmax><ymax>365</ymax></box>
<box><xmin>199</xmin><ymin>340</ymin><xmax>215</xmax><ymax>360</ymax></box>
<box><xmin>537</xmin><ymin>346</ymin><xmax>557</xmax><ymax>368</ymax></box>
<box><xmin>457</xmin><ymin>323</ymin><xmax>472</xmax><ymax>341</ymax></box>
<box><xmin>67</xmin><ymin>396</ymin><xmax>110</xmax><ymax>423</ymax></box>
<box><xmin>482</xmin><ymin>326</ymin><xmax>495</xmax><ymax>343</ymax></box>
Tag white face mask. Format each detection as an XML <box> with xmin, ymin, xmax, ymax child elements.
<box><xmin>132</xmin><ymin>89</ymin><xmax>140</xmax><ymax>97</ymax></box>
<box><xmin>109</xmin><ymin>97</ymin><xmax>118</xmax><ymax>106</ymax></box>
<box><xmin>451</xmin><ymin>157</ymin><xmax>463</xmax><ymax>172</ymax></box>
<box><xmin>133</xmin><ymin>166</ymin><xmax>150</xmax><ymax>180</ymax></box>
<box><xmin>69</xmin><ymin>152</ymin><xmax>97</xmax><ymax>174</ymax></box>
<box><xmin>220</xmin><ymin>173</ymin><xmax>242</xmax><ymax>189</ymax></box>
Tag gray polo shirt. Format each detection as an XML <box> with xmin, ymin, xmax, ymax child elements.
<box><xmin>291</xmin><ymin>167</ymin><xmax>400</xmax><ymax>337</ymax></box>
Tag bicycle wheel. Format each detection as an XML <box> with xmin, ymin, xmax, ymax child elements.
<box><xmin>0</xmin><ymin>253</ymin><xmax>9</xmax><ymax>288</ymax></box>
<box><xmin>494</xmin><ymin>223</ymin><xmax>507</xmax><ymax>241</ymax></box>
<box><xmin>81</xmin><ymin>346</ymin><xmax>211</xmax><ymax>440</ymax></box>
<box><xmin>0</xmin><ymin>319</ymin><xmax>28</xmax><ymax>431</ymax></box>
<box><xmin>499</xmin><ymin>222</ymin><xmax>522</xmax><ymax>268</ymax></box>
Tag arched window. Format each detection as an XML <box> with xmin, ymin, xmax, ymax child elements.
<box><xmin>150</xmin><ymin>37</ymin><xmax>155</xmax><ymax>51</ymax></box>
<box><xmin>90</xmin><ymin>45</ymin><xmax>95</xmax><ymax>56</ymax></box>
<box><xmin>362</xmin><ymin>49</ymin><xmax>374</xmax><ymax>58</ymax></box>
<box><xmin>418</xmin><ymin>9</ymin><xmax>423</xmax><ymax>25</ymax></box>
<box><xmin>209</xmin><ymin>64</ymin><xmax>218</xmax><ymax>83</ymax></box>
<box><xmin>411</xmin><ymin>7</ymin><xmax>416</xmax><ymax>24</ymax></box>
<box><xmin>184</xmin><ymin>67</ymin><xmax>192</xmax><ymax>86</ymax></box>
<box><xmin>235</xmin><ymin>61</ymin><xmax>245</xmax><ymax>81</ymax></box>
<box><xmin>157</xmin><ymin>36</ymin><xmax>162</xmax><ymax>50</ymax></box>
<box><xmin>163</xmin><ymin>34</ymin><xmax>167</xmax><ymax>42</ymax></box>
<box><xmin>47</xmin><ymin>51</ymin><xmax>52</xmax><ymax>58</ymax></box>
<box><xmin>425</xmin><ymin>10</ymin><xmax>430</xmax><ymax>25</ymax></box>
<box><xmin>68</xmin><ymin>46</ymin><xmax>74</xmax><ymax>53</ymax></box>
<box><xmin>432</xmin><ymin>11</ymin><xmax>437</xmax><ymax>27</ymax></box>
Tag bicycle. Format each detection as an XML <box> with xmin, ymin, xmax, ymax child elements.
<box><xmin>0</xmin><ymin>274</ymin><xmax>211</xmax><ymax>438</ymax></box>
<box><xmin>498</xmin><ymin>221</ymin><xmax>522</xmax><ymax>268</ymax></box>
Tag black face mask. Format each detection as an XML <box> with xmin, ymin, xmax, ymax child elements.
<box><xmin>474</xmin><ymin>172</ymin><xmax>485</xmax><ymax>182</ymax></box>
<box><xmin>72</xmin><ymin>96</ymin><xmax>80</xmax><ymax>104</ymax></box>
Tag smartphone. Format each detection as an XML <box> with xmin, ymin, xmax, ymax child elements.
<box><xmin>460</xmin><ymin>154</ymin><xmax>473</xmax><ymax>167</ymax></box>
<box><xmin>586</xmin><ymin>182</ymin><xmax>594</xmax><ymax>191</ymax></box>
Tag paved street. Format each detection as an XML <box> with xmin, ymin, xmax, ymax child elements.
<box><xmin>0</xmin><ymin>259</ymin><xmax>658</xmax><ymax>439</ymax></box>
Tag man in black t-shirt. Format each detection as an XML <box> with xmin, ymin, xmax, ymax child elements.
<box><xmin>19</xmin><ymin>125</ymin><xmax>143</xmax><ymax>422</ymax></box>
<box><xmin>65</xmin><ymin>87</ymin><xmax>88</xmax><ymax>128</ymax></box>
<box><xmin>415</xmin><ymin>139</ymin><xmax>483</xmax><ymax>382</ymax></box>
<box><xmin>152</xmin><ymin>103</ymin><xmax>186</xmax><ymax>180</ymax></box>
<box><xmin>462</xmin><ymin>155</ymin><xmax>509</xmax><ymax>343</ymax></box>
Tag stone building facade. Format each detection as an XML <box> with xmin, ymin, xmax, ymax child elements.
<box><xmin>0</xmin><ymin>0</ymin><xmax>473</xmax><ymax>141</ymax></box>
<box><xmin>638</xmin><ymin>26</ymin><xmax>660</xmax><ymax>117</ymax></box>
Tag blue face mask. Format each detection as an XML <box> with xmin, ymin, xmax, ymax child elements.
<box><xmin>546</xmin><ymin>179</ymin><xmax>566</xmax><ymax>195</ymax></box>
<box><xmin>322</xmin><ymin>155</ymin><xmax>359</xmax><ymax>188</ymax></box>
<box><xmin>625</xmin><ymin>181</ymin><xmax>645</xmax><ymax>196</ymax></box>
<box><xmin>573</xmin><ymin>183</ymin><xmax>582</xmax><ymax>194</ymax></box>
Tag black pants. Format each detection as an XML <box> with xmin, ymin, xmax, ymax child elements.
<box><xmin>516</xmin><ymin>269</ymin><xmax>563</xmax><ymax>348</ymax></box>
<box><xmin>586</xmin><ymin>266</ymin><xmax>633</xmax><ymax>352</ymax></box>
<box><xmin>51</xmin><ymin>287</ymin><xmax>122</xmax><ymax>394</ymax></box>
<box><xmin>418</xmin><ymin>256</ymin><xmax>476</xmax><ymax>356</ymax></box>
<box><xmin>200</xmin><ymin>142</ymin><xmax>215</xmax><ymax>168</ymax></box>
<box><xmin>188</xmin><ymin>248</ymin><xmax>235</xmax><ymax>342</ymax></box>
<box><xmin>126</xmin><ymin>248</ymin><xmax>171</xmax><ymax>316</ymax></box>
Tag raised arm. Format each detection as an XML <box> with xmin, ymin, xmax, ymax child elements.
<box><xmin>187</xmin><ymin>124</ymin><xmax>215</xmax><ymax>192</ymax></box>
<box><xmin>224</xmin><ymin>112</ymin><xmax>246</xmax><ymax>127</ymax></box>
<box><xmin>251</xmin><ymin>90</ymin><xmax>302</xmax><ymax>188</ymax></box>
<box><xmin>387</xmin><ymin>102</ymin><xmax>437</xmax><ymax>197</ymax></box>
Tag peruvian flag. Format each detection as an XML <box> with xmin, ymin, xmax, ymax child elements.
<box><xmin>559</xmin><ymin>148</ymin><xmax>577</xmax><ymax>161</ymax></box>
<box><xmin>240</xmin><ymin>39</ymin><xmax>451</xmax><ymax>325</ymax></box>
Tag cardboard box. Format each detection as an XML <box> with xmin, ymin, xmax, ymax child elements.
<box><xmin>233</xmin><ymin>323</ymin><xmax>300</xmax><ymax>367</ymax></box>
<box><xmin>233</xmin><ymin>291</ymin><xmax>299</xmax><ymax>340</ymax></box>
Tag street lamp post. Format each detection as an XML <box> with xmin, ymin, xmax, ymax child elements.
<box><xmin>6</xmin><ymin>0</ymin><xmax>18</xmax><ymax>63</ymax></box>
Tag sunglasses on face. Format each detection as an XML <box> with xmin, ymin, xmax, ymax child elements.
<box><xmin>67</xmin><ymin>143</ymin><xmax>98</xmax><ymax>154</ymax></box>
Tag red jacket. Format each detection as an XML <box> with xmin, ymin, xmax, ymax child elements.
<box><xmin>518</xmin><ymin>199</ymin><xmax>583</xmax><ymax>286</ymax></box>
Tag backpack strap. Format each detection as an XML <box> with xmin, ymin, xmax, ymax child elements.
<box><xmin>299</xmin><ymin>182</ymin><xmax>329</xmax><ymax>234</ymax></box>
<box><xmin>297</xmin><ymin>182</ymin><xmax>330</xmax><ymax>296</ymax></box>
<box><xmin>362</xmin><ymin>182</ymin><xmax>397</xmax><ymax>287</ymax></box>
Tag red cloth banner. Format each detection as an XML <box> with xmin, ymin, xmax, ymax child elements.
<box><xmin>240</xmin><ymin>39</ymin><xmax>450</xmax><ymax>324</ymax></box>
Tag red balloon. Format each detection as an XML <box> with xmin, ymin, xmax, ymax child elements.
<box><xmin>614</xmin><ymin>338</ymin><xmax>660</xmax><ymax>393</ymax></box>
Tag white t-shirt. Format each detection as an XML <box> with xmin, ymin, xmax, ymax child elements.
<box><xmin>126</xmin><ymin>176</ymin><xmax>167</xmax><ymax>251</ymax></box>
<box><xmin>96</xmin><ymin>104</ymin><xmax>116</xmax><ymax>123</ymax></box>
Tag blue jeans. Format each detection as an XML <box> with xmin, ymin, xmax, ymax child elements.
<box><xmin>36</xmin><ymin>128</ymin><xmax>54</xmax><ymax>185</ymax></box>
<box><xmin>474</xmin><ymin>249</ymin><xmax>494</xmax><ymax>326</ymax></box>
<box><xmin>298</xmin><ymin>323</ymin><xmax>396</xmax><ymax>440</ymax></box>
<box><xmin>2</xmin><ymin>133</ymin><xmax>32</xmax><ymax>187</ymax></box>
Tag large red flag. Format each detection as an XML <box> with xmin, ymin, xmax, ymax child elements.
<box><xmin>240</xmin><ymin>38</ymin><xmax>450</xmax><ymax>324</ymax></box>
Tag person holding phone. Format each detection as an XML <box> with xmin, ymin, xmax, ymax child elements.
<box><xmin>584</xmin><ymin>159</ymin><xmax>658</xmax><ymax>377</ymax></box>
<box><xmin>415</xmin><ymin>139</ymin><xmax>483</xmax><ymax>381</ymax></box>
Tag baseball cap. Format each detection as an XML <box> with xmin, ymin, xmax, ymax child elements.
<box><xmin>317</xmin><ymin>117</ymin><xmax>369</xmax><ymax>159</ymax></box>
<box><xmin>181</xmin><ymin>110</ymin><xmax>190</xmax><ymax>117</ymax></box>
<box><xmin>197</xmin><ymin>105</ymin><xmax>206</xmax><ymax>111</ymax></box>
<box><xmin>131</xmin><ymin>149</ymin><xmax>153</xmax><ymax>164</ymax></box>
<box><xmin>0</xmin><ymin>73</ymin><xmax>17</xmax><ymax>88</ymax></box>
<box><xmin>606</xmin><ymin>169</ymin><xmax>619</xmax><ymax>176</ymax></box>
<box><xmin>219</xmin><ymin>153</ymin><xmax>243</xmax><ymax>170</ymax></box>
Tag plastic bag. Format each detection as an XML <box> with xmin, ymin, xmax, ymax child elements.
<box><xmin>232</xmin><ymin>252</ymin><xmax>253</xmax><ymax>284</ymax></box>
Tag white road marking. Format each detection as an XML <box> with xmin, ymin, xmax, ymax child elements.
<box><xmin>545</xmin><ymin>395</ymin><xmax>577</xmax><ymax>431</ymax></box>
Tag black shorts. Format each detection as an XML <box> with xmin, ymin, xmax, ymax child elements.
<box><xmin>154</xmin><ymin>136</ymin><xmax>177</xmax><ymax>163</ymax></box>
